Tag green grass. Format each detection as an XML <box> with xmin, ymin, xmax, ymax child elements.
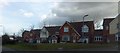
<box><xmin>3</xmin><ymin>43</ymin><xmax>116</xmax><ymax>51</ymax></box>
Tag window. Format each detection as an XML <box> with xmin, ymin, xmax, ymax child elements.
<box><xmin>62</xmin><ymin>35</ymin><xmax>70</xmax><ymax>41</ymax></box>
<box><xmin>117</xmin><ymin>23</ymin><xmax>120</xmax><ymax>29</ymax></box>
<box><xmin>55</xmin><ymin>32</ymin><xmax>59</xmax><ymax>35</ymax></box>
<box><xmin>94</xmin><ymin>36</ymin><xmax>102</xmax><ymax>41</ymax></box>
<box><xmin>115</xmin><ymin>34</ymin><xmax>118</xmax><ymax>41</ymax></box>
<box><xmin>106</xmin><ymin>26</ymin><xmax>109</xmax><ymax>30</ymax></box>
<box><xmin>30</xmin><ymin>33</ymin><xmax>32</xmax><ymax>36</ymax></box>
<box><xmin>64</xmin><ymin>27</ymin><xmax>69</xmax><ymax>32</ymax></box>
<box><xmin>42</xmin><ymin>31</ymin><xmax>46</xmax><ymax>35</ymax></box>
<box><xmin>82</xmin><ymin>25</ymin><xmax>89</xmax><ymax>32</ymax></box>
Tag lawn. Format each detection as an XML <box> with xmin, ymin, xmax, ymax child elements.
<box><xmin>3</xmin><ymin>43</ymin><xmax>116</xmax><ymax>51</ymax></box>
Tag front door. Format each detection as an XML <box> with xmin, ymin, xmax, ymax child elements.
<box><xmin>83</xmin><ymin>38</ymin><xmax>89</xmax><ymax>43</ymax></box>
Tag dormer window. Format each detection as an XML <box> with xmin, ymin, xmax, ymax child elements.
<box><xmin>82</xmin><ymin>25</ymin><xmax>89</xmax><ymax>32</ymax></box>
<box><xmin>64</xmin><ymin>27</ymin><xmax>69</xmax><ymax>32</ymax></box>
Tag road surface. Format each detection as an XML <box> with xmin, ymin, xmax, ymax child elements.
<box><xmin>2</xmin><ymin>46</ymin><xmax>16</xmax><ymax>51</ymax></box>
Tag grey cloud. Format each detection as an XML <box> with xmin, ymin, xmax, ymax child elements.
<box><xmin>42</xmin><ymin>2</ymin><xmax>118</xmax><ymax>27</ymax></box>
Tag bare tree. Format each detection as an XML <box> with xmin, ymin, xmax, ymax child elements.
<box><xmin>17</xmin><ymin>28</ymin><xmax>25</xmax><ymax>37</ymax></box>
<box><xmin>30</xmin><ymin>25</ymin><xmax>34</xmax><ymax>30</ymax></box>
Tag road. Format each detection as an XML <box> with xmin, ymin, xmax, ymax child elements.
<box><xmin>2</xmin><ymin>46</ymin><xmax>16</xmax><ymax>51</ymax></box>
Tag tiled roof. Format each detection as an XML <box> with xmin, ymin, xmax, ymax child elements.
<box><xmin>103</xmin><ymin>18</ymin><xmax>115</xmax><ymax>26</ymax></box>
<box><xmin>94</xmin><ymin>29</ymin><xmax>103</xmax><ymax>35</ymax></box>
<box><xmin>30</xmin><ymin>29</ymin><xmax>41</xmax><ymax>37</ymax></box>
<box><xmin>22</xmin><ymin>30</ymin><xmax>30</xmax><ymax>37</ymax></box>
<box><xmin>45</xmin><ymin>26</ymin><xmax>61</xmax><ymax>35</ymax></box>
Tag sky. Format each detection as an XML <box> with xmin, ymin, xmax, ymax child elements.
<box><xmin>0</xmin><ymin>0</ymin><xmax>119</xmax><ymax>36</ymax></box>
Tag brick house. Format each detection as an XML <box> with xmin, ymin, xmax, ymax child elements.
<box><xmin>59</xmin><ymin>21</ymin><xmax>94</xmax><ymax>43</ymax></box>
<box><xmin>40</xmin><ymin>26</ymin><xmax>60</xmax><ymax>43</ymax></box>
<box><xmin>30</xmin><ymin>29</ymin><xmax>41</xmax><ymax>43</ymax></box>
<box><xmin>22</xmin><ymin>30</ymin><xmax>30</xmax><ymax>43</ymax></box>
<box><xmin>109</xmin><ymin>14</ymin><xmax>120</xmax><ymax>42</ymax></box>
<box><xmin>22</xmin><ymin>29</ymin><xmax>41</xmax><ymax>43</ymax></box>
<box><xmin>47</xmin><ymin>26</ymin><xmax>61</xmax><ymax>43</ymax></box>
<box><xmin>103</xmin><ymin>18</ymin><xmax>115</xmax><ymax>43</ymax></box>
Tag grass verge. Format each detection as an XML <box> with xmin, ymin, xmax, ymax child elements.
<box><xmin>3</xmin><ymin>43</ymin><xmax>116</xmax><ymax>51</ymax></box>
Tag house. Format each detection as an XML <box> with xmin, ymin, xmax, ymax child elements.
<box><xmin>30</xmin><ymin>29</ymin><xmax>41</xmax><ymax>43</ymax></box>
<box><xmin>22</xmin><ymin>29</ymin><xmax>41</xmax><ymax>43</ymax></box>
<box><xmin>59</xmin><ymin>21</ymin><xmax>94</xmax><ymax>43</ymax></box>
<box><xmin>109</xmin><ymin>14</ymin><xmax>120</xmax><ymax>42</ymax></box>
<box><xmin>22</xmin><ymin>30</ymin><xmax>30</xmax><ymax>43</ymax></box>
<box><xmin>40</xmin><ymin>26</ymin><xmax>60</xmax><ymax>43</ymax></box>
<box><xmin>103</xmin><ymin>18</ymin><xmax>115</xmax><ymax>43</ymax></box>
<box><xmin>94</xmin><ymin>29</ymin><xmax>103</xmax><ymax>43</ymax></box>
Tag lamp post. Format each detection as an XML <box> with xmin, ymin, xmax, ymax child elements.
<box><xmin>82</xmin><ymin>15</ymin><xmax>88</xmax><ymax>43</ymax></box>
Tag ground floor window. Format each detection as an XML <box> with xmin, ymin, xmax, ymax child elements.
<box><xmin>62</xmin><ymin>35</ymin><xmax>70</xmax><ymax>41</ymax></box>
<box><xmin>94</xmin><ymin>36</ymin><xmax>102</xmax><ymax>41</ymax></box>
<box><xmin>115</xmin><ymin>34</ymin><xmax>118</xmax><ymax>41</ymax></box>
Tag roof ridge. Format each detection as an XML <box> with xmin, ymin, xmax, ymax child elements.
<box><xmin>69</xmin><ymin>21</ymin><xmax>94</xmax><ymax>23</ymax></box>
<box><xmin>104</xmin><ymin>18</ymin><xmax>115</xmax><ymax>20</ymax></box>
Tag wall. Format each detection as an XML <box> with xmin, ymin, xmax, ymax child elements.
<box><xmin>109</xmin><ymin>17</ymin><xmax>119</xmax><ymax>34</ymax></box>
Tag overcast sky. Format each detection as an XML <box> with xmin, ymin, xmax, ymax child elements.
<box><xmin>0</xmin><ymin>0</ymin><xmax>119</xmax><ymax>36</ymax></box>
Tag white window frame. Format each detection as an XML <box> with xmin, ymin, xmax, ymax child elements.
<box><xmin>115</xmin><ymin>34</ymin><xmax>118</xmax><ymax>41</ymax></box>
<box><xmin>94</xmin><ymin>36</ymin><xmax>102</xmax><ymax>41</ymax></box>
<box><xmin>82</xmin><ymin>25</ymin><xmax>89</xmax><ymax>32</ymax></box>
<box><xmin>64</xmin><ymin>27</ymin><xmax>69</xmax><ymax>32</ymax></box>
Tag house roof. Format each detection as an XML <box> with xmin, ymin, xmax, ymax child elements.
<box><xmin>45</xmin><ymin>26</ymin><xmax>61</xmax><ymax>35</ymax></box>
<box><xmin>22</xmin><ymin>30</ymin><xmax>30</xmax><ymax>37</ymax></box>
<box><xmin>30</xmin><ymin>29</ymin><xmax>41</xmax><ymax>33</ymax></box>
<box><xmin>103</xmin><ymin>18</ymin><xmax>115</xmax><ymax>26</ymax></box>
<box><xmin>30</xmin><ymin>29</ymin><xmax>41</xmax><ymax>37</ymax></box>
<box><xmin>68</xmin><ymin>21</ymin><xmax>94</xmax><ymax>35</ymax></box>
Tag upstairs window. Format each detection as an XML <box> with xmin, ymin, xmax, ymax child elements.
<box><xmin>64</xmin><ymin>27</ymin><xmax>69</xmax><ymax>32</ymax></box>
<box><xmin>106</xmin><ymin>26</ymin><xmax>109</xmax><ymax>30</ymax></box>
<box><xmin>30</xmin><ymin>33</ymin><xmax>33</xmax><ymax>36</ymax></box>
<box><xmin>82</xmin><ymin>25</ymin><xmax>89</xmax><ymax>32</ymax></box>
<box><xmin>117</xmin><ymin>23</ymin><xmax>120</xmax><ymax>29</ymax></box>
<box><xmin>55</xmin><ymin>32</ymin><xmax>59</xmax><ymax>35</ymax></box>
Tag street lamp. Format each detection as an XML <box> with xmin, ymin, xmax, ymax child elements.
<box><xmin>82</xmin><ymin>15</ymin><xmax>88</xmax><ymax>43</ymax></box>
<box><xmin>83</xmin><ymin>15</ymin><xmax>88</xmax><ymax>25</ymax></box>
